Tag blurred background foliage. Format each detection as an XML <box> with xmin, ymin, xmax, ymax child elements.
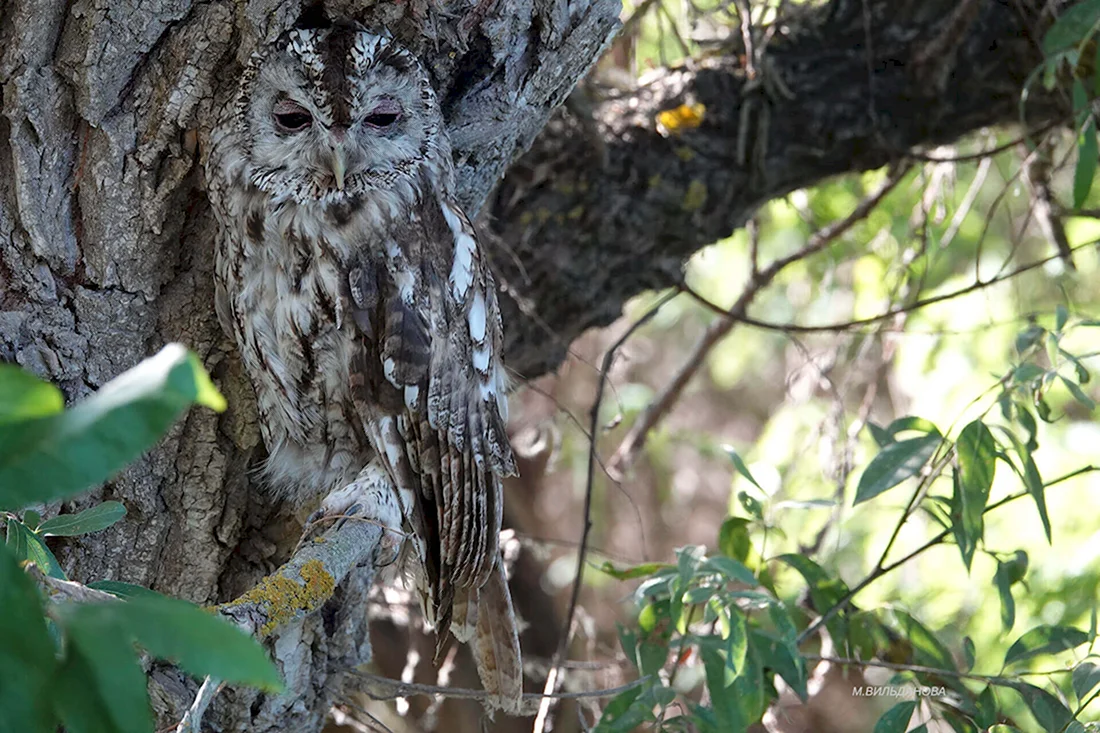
<box><xmin>495</xmin><ymin>1</ymin><xmax>1100</xmax><ymax>731</ymax></box>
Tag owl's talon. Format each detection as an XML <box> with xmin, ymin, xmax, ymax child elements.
<box><xmin>309</xmin><ymin>462</ymin><xmax>405</xmax><ymax>568</ymax></box>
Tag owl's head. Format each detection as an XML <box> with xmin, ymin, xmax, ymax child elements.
<box><xmin>236</xmin><ymin>21</ymin><xmax>447</xmax><ymax>202</ymax></box>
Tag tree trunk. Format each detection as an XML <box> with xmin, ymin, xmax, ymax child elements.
<box><xmin>0</xmin><ymin>0</ymin><xmax>1062</xmax><ymax>730</ymax></box>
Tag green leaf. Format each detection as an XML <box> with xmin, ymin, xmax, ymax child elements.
<box><xmin>1056</xmin><ymin>304</ymin><xmax>1070</xmax><ymax>332</ymax></box>
<box><xmin>997</xmin><ymin>428</ymin><xmax>1052</xmax><ymax>542</ymax></box>
<box><xmin>962</xmin><ymin>636</ymin><xmax>976</xmax><ymax>672</ymax></box>
<box><xmin>1005</xmin><ymin>625</ymin><xmax>1089</xmax><ymax>666</ymax></box>
<box><xmin>884</xmin><ymin>416</ymin><xmax>940</xmax><ymax>439</ymax></box>
<box><xmin>597</xmin><ymin>560</ymin><xmax>670</xmax><ymax>581</ymax></box>
<box><xmin>1043</xmin><ymin>0</ymin><xmax>1100</xmax><ymax>53</ymax></box>
<box><xmin>0</xmin><ymin>366</ymin><xmax>63</xmax><ymax>424</ymax></box>
<box><xmin>592</xmin><ymin>681</ymin><xmax>653</xmax><ymax>733</ymax></box>
<box><xmin>873</xmin><ymin>701</ymin><xmax>916</xmax><ymax>733</ymax></box>
<box><xmin>116</xmin><ymin>596</ymin><xmax>282</xmax><ymax>691</ymax></box>
<box><xmin>1016</xmin><ymin>324</ymin><xmax>1046</xmax><ymax>355</ymax></box>
<box><xmin>854</xmin><ymin>433</ymin><xmax>941</xmax><ymax>505</ymax></box>
<box><xmin>21</xmin><ymin>510</ymin><xmax>40</xmax><ymax>530</ymax></box>
<box><xmin>6</xmin><ymin>518</ymin><xmax>65</xmax><ymax>580</ymax></box>
<box><xmin>1012</xmin><ymin>363</ymin><xmax>1046</xmax><ymax>385</ymax></box>
<box><xmin>616</xmin><ymin>623</ymin><xmax>638</xmax><ymax>669</ymax></box>
<box><xmin>887</xmin><ymin>610</ymin><xmax>955</xmax><ymax>671</ymax></box>
<box><xmin>1008</xmin><ymin>682</ymin><xmax>1074</xmax><ymax>731</ymax></box>
<box><xmin>975</xmin><ymin>685</ymin><xmax>997</xmax><ymax>728</ymax></box>
<box><xmin>0</xmin><ymin>345</ymin><xmax>226</xmax><ymax>511</ymax></box>
<box><xmin>726</xmin><ymin>608</ymin><xmax>748</xmax><ymax>676</ymax></box>
<box><xmin>638</xmin><ymin>639</ymin><xmax>667</xmax><ymax>676</ymax></box>
<box><xmin>37</xmin><ymin>502</ymin><xmax>127</xmax><ymax>537</ymax></box>
<box><xmin>995</xmin><ymin>561</ymin><xmax>1017</xmax><ymax>632</ymax></box>
<box><xmin>85</xmin><ymin>580</ymin><xmax>165</xmax><ymax>601</ymax></box>
<box><xmin>955</xmin><ymin>420</ymin><xmax>996</xmax><ymax>570</ymax></box>
<box><xmin>700</xmin><ymin>555</ymin><xmax>758</xmax><ymax>585</ymax></box>
<box><xmin>718</xmin><ymin>517</ymin><xmax>753</xmax><ymax>563</ymax></box>
<box><xmin>737</xmin><ymin>491</ymin><xmax>764</xmax><ymax>520</ymax></box>
<box><xmin>1060</xmin><ymin>374</ymin><xmax>1096</xmax><ymax>409</ymax></box>
<box><xmin>52</xmin><ymin>647</ymin><xmax>125</xmax><ymax>733</ymax></box>
<box><xmin>867</xmin><ymin>421</ymin><xmax>892</xmax><ymax>447</ymax></box>
<box><xmin>0</xmin><ymin>544</ymin><xmax>56</xmax><ymax>733</ymax></box>
<box><xmin>1073</xmin><ymin>660</ymin><xmax>1100</xmax><ymax>701</ymax></box>
<box><xmin>57</xmin><ymin>605</ymin><xmax>153</xmax><ymax>733</ymax></box>
<box><xmin>777</xmin><ymin>554</ymin><xmax>850</xmax><ymax>610</ymax></box>
<box><xmin>723</xmin><ymin>445</ymin><xmax>763</xmax><ymax>490</ymax></box>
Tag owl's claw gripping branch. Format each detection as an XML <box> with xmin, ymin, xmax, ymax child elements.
<box><xmin>305</xmin><ymin>461</ymin><xmax>405</xmax><ymax>567</ymax></box>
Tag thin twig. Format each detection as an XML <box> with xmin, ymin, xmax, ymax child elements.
<box><xmin>533</xmin><ymin>290</ymin><xmax>680</xmax><ymax>733</ymax></box>
<box><xmin>796</xmin><ymin>465</ymin><xmax>1099</xmax><ymax>645</ymax></box>
<box><xmin>808</xmin><ymin>654</ymin><xmax>1071</xmax><ymax>683</ymax></box>
<box><xmin>607</xmin><ymin>166</ymin><xmax>910</xmax><ymax>477</ymax></box>
<box><xmin>353</xmin><ymin>669</ymin><xmax>651</xmax><ymax>713</ymax></box>
<box><xmin>173</xmin><ymin>676</ymin><xmax>222</xmax><ymax>733</ymax></box>
<box><xmin>682</xmin><ymin>238</ymin><xmax>1100</xmax><ymax>335</ymax></box>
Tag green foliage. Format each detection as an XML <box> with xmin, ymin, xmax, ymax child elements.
<box><xmin>0</xmin><ymin>346</ymin><xmax>281</xmax><ymax>733</ymax></box>
<box><xmin>596</xmin><ymin>312</ymin><xmax>1100</xmax><ymax>732</ymax></box>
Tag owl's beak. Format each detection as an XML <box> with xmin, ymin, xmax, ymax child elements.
<box><xmin>331</xmin><ymin>148</ymin><xmax>347</xmax><ymax>191</ymax></box>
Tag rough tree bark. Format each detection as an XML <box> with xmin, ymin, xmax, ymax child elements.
<box><xmin>0</xmin><ymin>0</ymin><xmax>1064</xmax><ymax>730</ymax></box>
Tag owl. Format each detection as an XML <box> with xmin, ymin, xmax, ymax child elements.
<box><xmin>204</xmin><ymin>18</ymin><xmax>522</xmax><ymax>713</ymax></box>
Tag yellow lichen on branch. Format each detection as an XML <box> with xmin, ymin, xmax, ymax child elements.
<box><xmin>223</xmin><ymin>558</ymin><xmax>336</xmax><ymax>637</ymax></box>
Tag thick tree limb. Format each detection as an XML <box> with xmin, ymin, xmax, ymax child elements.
<box><xmin>490</xmin><ymin>0</ymin><xmax>1066</xmax><ymax>379</ymax></box>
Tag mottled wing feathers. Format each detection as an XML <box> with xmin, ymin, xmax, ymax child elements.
<box><xmin>343</xmin><ymin>187</ymin><xmax>515</xmax><ymax>652</ymax></box>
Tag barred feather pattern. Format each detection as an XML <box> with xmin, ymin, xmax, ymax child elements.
<box><xmin>204</xmin><ymin>18</ymin><xmax>520</xmax><ymax>712</ymax></box>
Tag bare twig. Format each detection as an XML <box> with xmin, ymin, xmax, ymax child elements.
<box><xmin>682</xmin><ymin>238</ymin><xmax>1100</xmax><ymax>335</ymax></box>
<box><xmin>606</xmin><ymin>165</ymin><xmax>910</xmax><ymax>477</ymax></box>
<box><xmin>533</xmin><ymin>290</ymin><xmax>680</xmax><ymax>733</ymax></box>
<box><xmin>796</xmin><ymin>465</ymin><xmax>1099</xmax><ymax>645</ymax></box>
<box><xmin>353</xmin><ymin>669</ymin><xmax>651</xmax><ymax>717</ymax></box>
<box><xmin>173</xmin><ymin>676</ymin><xmax>222</xmax><ymax>733</ymax></box>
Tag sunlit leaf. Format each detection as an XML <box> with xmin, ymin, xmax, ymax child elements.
<box><xmin>700</xmin><ymin>555</ymin><xmax>757</xmax><ymax>585</ymax></box>
<box><xmin>37</xmin><ymin>502</ymin><xmax>127</xmax><ymax>537</ymax></box>
<box><xmin>6</xmin><ymin>518</ymin><xmax>65</xmax><ymax>580</ymax></box>
<box><xmin>1005</xmin><ymin>625</ymin><xmax>1089</xmax><ymax>666</ymax></box>
<box><xmin>0</xmin><ymin>345</ymin><xmax>226</xmax><ymax>511</ymax></box>
<box><xmin>997</xmin><ymin>428</ymin><xmax>1051</xmax><ymax>542</ymax></box>
<box><xmin>955</xmin><ymin>420</ymin><xmax>996</xmax><ymax>570</ymax></box>
<box><xmin>723</xmin><ymin>445</ymin><xmax>763</xmax><ymax>490</ymax></box>
<box><xmin>995</xmin><ymin>560</ymin><xmax>1018</xmax><ymax>632</ymax></box>
<box><xmin>597</xmin><ymin>560</ymin><xmax>671</xmax><ymax>581</ymax></box>
<box><xmin>854</xmin><ymin>433</ymin><xmax>941</xmax><ymax>505</ymax></box>
<box><xmin>0</xmin><ymin>366</ymin><xmax>63</xmax><ymax>424</ymax></box>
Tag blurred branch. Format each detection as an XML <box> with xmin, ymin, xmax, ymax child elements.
<box><xmin>534</xmin><ymin>290</ymin><xmax>680</xmax><ymax>733</ymax></box>
<box><xmin>606</xmin><ymin>165</ymin><xmax>911</xmax><ymax>478</ymax></box>
<box><xmin>351</xmin><ymin>669</ymin><xmax>650</xmax><ymax>712</ymax></box>
<box><xmin>682</xmin><ymin>238</ymin><xmax>1100</xmax><ymax>335</ymax></box>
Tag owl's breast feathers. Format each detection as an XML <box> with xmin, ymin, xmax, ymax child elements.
<box><xmin>338</xmin><ymin>183</ymin><xmax>516</xmax><ymax>644</ymax></box>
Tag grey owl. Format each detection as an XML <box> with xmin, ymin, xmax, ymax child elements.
<box><xmin>204</xmin><ymin>18</ymin><xmax>522</xmax><ymax>712</ymax></box>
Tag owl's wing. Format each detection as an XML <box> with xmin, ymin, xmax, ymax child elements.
<box><xmin>343</xmin><ymin>193</ymin><xmax>516</xmax><ymax>635</ymax></box>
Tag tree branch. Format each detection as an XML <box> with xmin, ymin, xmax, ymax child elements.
<box><xmin>491</xmin><ymin>0</ymin><xmax>1067</xmax><ymax>379</ymax></box>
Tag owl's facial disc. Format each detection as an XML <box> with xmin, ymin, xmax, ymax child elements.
<box><xmin>244</xmin><ymin>22</ymin><xmax>441</xmax><ymax>202</ymax></box>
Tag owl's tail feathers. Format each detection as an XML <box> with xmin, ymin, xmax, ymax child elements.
<box><xmin>449</xmin><ymin>557</ymin><xmax>523</xmax><ymax>716</ymax></box>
